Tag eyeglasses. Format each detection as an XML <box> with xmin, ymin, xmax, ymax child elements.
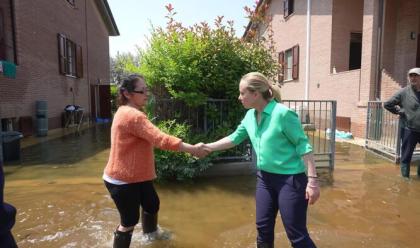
<box><xmin>132</xmin><ymin>90</ymin><xmax>147</xmax><ymax>94</ymax></box>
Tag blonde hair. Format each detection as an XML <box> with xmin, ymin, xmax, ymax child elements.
<box><xmin>240</xmin><ymin>72</ymin><xmax>282</xmax><ymax>102</ymax></box>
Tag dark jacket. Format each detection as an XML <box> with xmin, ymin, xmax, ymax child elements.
<box><xmin>384</xmin><ymin>85</ymin><xmax>420</xmax><ymax>131</ymax></box>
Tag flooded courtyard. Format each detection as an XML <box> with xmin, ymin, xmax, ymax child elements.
<box><xmin>3</xmin><ymin>125</ymin><xmax>420</xmax><ymax>247</ymax></box>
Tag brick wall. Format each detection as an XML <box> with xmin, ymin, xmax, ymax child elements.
<box><xmin>0</xmin><ymin>0</ymin><xmax>111</xmax><ymax>131</ymax></box>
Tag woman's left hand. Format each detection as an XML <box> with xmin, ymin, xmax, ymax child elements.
<box><xmin>306</xmin><ymin>178</ymin><xmax>320</xmax><ymax>205</ymax></box>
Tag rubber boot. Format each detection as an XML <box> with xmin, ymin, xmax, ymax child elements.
<box><xmin>400</xmin><ymin>163</ymin><xmax>410</xmax><ymax>178</ymax></box>
<box><xmin>257</xmin><ymin>242</ymin><xmax>274</xmax><ymax>248</ymax></box>
<box><xmin>113</xmin><ymin>229</ymin><xmax>133</xmax><ymax>248</ymax></box>
<box><xmin>417</xmin><ymin>164</ymin><xmax>420</xmax><ymax>177</ymax></box>
<box><xmin>141</xmin><ymin>210</ymin><xmax>158</xmax><ymax>234</ymax></box>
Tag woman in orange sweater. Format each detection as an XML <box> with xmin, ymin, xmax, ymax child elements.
<box><xmin>103</xmin><ymin>74</ymin><xmax>207</xmax><ymax>248</ymax></box>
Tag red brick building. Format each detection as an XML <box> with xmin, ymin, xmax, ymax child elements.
<box><xmin>246</xmin><ymin>0</ymin><xmax>420</xmax><ymax>137</ymax></box>
<box><xmin>0</xmin><ymin>0</ymin><xmax>118</xmax><ymax>133</ymax></box>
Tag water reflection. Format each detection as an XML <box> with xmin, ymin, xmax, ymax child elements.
<box><xmin>4</xmin><ymin>125</ymin><xmax>420</xmax><ymax>247</ymax></box>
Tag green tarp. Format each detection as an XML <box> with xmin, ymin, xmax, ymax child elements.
<box><xmin>1</xmin><ymin>60</ymin><xmax>16</xmax><ymax>79</ymax></box>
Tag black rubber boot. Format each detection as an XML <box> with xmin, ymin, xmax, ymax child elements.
<box><xmin>257</xmin><ymin>242</ymin><xmax>274</xmax><ymax>248</ymax></box>
<box><xmin>113</xmin><ymin>229</ymin><xmax>133</xmax><ymax>248</ymax></box>
<box><xmin>400</xmin><ymin>163</ymin><xmax>410</xmax><ymax>178</ymax></box>
<box><xmin>141</xmin><ymin>210</ymin><xmax>158</xmax><ymax>234</ymax></box>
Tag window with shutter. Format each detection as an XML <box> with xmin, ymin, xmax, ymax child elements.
<box><xmin>57</xmin><ymin>33</ymin><xmax>83</xmax><ymax>78</ymax></box>
<box><xmin>280</xmin><ymin>44</ymin><xmax>299</xmax><ymax>82</ymax></box>
<box><xmin>278</xmin><ymin>51</ymin><xmax>284</xmax><ymax>82</ymax></box>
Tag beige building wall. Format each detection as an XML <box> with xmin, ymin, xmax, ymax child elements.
<box><xmin>257</xmin><ymin>0</ymin><xmax>386</xmax><ymax>137</ymax></box>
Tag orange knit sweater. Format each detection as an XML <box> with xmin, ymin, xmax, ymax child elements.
<box><xmin>104</xmin><ymin>105</ymin><xmax>182</xmax><ymax>183</ymax></box>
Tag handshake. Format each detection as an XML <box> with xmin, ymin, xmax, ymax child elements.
<box><xmin>189</xmin><ymin>142</ymin><xmax>212</xmax><ymax>158</ymax></box>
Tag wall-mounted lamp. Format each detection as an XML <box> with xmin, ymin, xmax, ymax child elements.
<box><xmin>410</xmin><ymin>32</ymin><xmax>416</xmax><ymax>40</ymax></box>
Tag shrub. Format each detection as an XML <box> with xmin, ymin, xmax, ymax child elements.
<box><xmin>131</xmin><ymin>5</ymin><xmax>279</xmax><ymax>106</ymax></box>
<box><xmin>154</xmin><ymin>120</ymin><xmax>215</xmax><ymax>181</ymax></box>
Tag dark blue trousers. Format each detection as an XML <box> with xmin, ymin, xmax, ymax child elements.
<box><xmin>401</xmin><ymin>128</ymin><xmax>420</xmax><ymax>165</ymax></box>
<box><xmin>256</xmin><ymin>171</ymin><xmax>316</xmax><ymax>248</ymax></box>
<box><xmin>0</xmin><ymin>162</ymin><xmax>18</xmax><ymax>248</ymax></box>
<box><xmin>0</xmin><ymin>203</ymin><xmax>18</xmax><ymax>248</ymax></box>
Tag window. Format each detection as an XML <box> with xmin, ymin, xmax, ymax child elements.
<box><xmin>57</xmin><ymin>33</ymin><xmax>83</xmax><ymax>78</ymax></box>
<box><xmin>283</xmin><ymin>0</ymin><xmax>294</xmax><ymax>18</ymax></box>
<box><xmin>349</xmin><ymin>32</ymin><xmax>362</xmax><ymax>70</ymax></box>
<box><xmin>66</xmin><ymin>0</ymin><xmax>75</xmax><ymax>6</ymax></box>
<box><xmin>278</xmin><ymin>45</ymin><xmax>299</xmax><ymax>82</ymax></box>
<box><xmin>284</xmin><ymin>49</ymin><xmax>293</xmax><ymax>80</ymax></box>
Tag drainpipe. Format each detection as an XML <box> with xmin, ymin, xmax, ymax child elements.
<box><xmin>374</xmin><ymin>0</ymin><xmax>385</xmax><ymax>100</ymax></box>
<box><xmin>85</xmin><ymin>0</ymin><xmax>92</xmax><ymax>123</ymax></box>
<box><xmin>305</xmin><ymin>0</ymin><xmax>311</xmax><ymax>100</ymax></box>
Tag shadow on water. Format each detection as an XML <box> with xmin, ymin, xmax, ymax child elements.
<box><xmin>4</xmin><ymin>125</ymin><xmax>420</xmax><ymax>247</ymax></box>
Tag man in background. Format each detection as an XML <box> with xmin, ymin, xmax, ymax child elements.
<box><xmin>384</xmin><ymin>68</ymin><xmax>420</xmax><ymax>178</ymax></box>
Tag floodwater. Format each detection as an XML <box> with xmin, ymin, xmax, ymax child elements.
<box><xmin>3</xmin><ymin>124</ymin><xmax>420</xmax><ymax>247</ymax></box>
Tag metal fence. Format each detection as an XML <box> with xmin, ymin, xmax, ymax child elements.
<box><xmin>152</xmin><ymin>99</ymin><xmax>252</xmax><ymax>162</ymax></box>
<box><xmin>152</xmin><ymin>98</ymin><xmax>336</xmax><ymax>170</ymax></box>
<box><xmin>283</xmin><ymin>100</ymin><xmax>337</xmax><ymax>170</ymax></box>
<box><xmin>366</xmin><ymin>101</ymin><xmax>420</xmax><ymax>163</ymax></box>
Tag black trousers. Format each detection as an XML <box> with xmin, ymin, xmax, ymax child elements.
<box><xmin>105</xmin><ymin>180</ymin><xmax>160</xmax><ymax>227</ymax></box>
<box><xmin>401</xmin><ymin>128</ymin><xmax>420</xmax><ymax>165</ymax></box>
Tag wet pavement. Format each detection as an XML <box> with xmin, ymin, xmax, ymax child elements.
<box><xmin>3</xmin><ymin>124</ymin><xmax>420</xmax><ymax>247</ymax></box>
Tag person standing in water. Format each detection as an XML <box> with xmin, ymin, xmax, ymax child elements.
<box><xmin>384</xmin><ymin>67</ymin><xmax>420</xmax><ymax>178</ymax></box>
<box><xmin>204</xmin><ymin>72</ymin><xmax>320</xmax><ymax>248</ymax></box>
<box><xmin>103</xmin><ymin>74</ymin><xmax>208</xmax><ymax>248</ymax></box>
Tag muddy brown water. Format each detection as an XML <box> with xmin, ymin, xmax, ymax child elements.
<box><xmin>3</xmin><ymin>125</ymin><xmax>420</xmax><ymax>247</ymax></box>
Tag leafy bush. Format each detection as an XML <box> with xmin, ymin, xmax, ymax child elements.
<box><xmin>154</xmin><ymin>120</ymin><xmax>215</xmax><ymax>181</ymax></box>
<box><xmin>127</xmin><ymin>5</ymin><xmax>279</xmax><ymax>106</ymax></box>
<box><xmin>110</xmin><ymin>84</ymin><xmax>118</xmax><ymax>114</ymax></box>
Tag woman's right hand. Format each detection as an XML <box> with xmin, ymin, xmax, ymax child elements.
<box><xmin>193</xmin><ymin>143</ymin><xmax>212</xmax><ymax>158</ymax></box>
<box><xmin>306</xmin><ymin>178</ymin><xmax>320</xmax><ymax>205</ymax></box>
<box><xmin>180</xmin><ymin>142</ymin><xmax>211</xmax><ymax>158</ymax></box>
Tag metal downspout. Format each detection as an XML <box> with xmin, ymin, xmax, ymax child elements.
<box><xmin>305</xmin><ymin>0</ymin><xmax>311</xmax><ymax>100</ymax></box>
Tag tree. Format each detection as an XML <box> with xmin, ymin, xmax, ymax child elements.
<box><xmin>110</xmin><ymin>52</ymin><xmax>139</xmax><ymax>85</ymax></box>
